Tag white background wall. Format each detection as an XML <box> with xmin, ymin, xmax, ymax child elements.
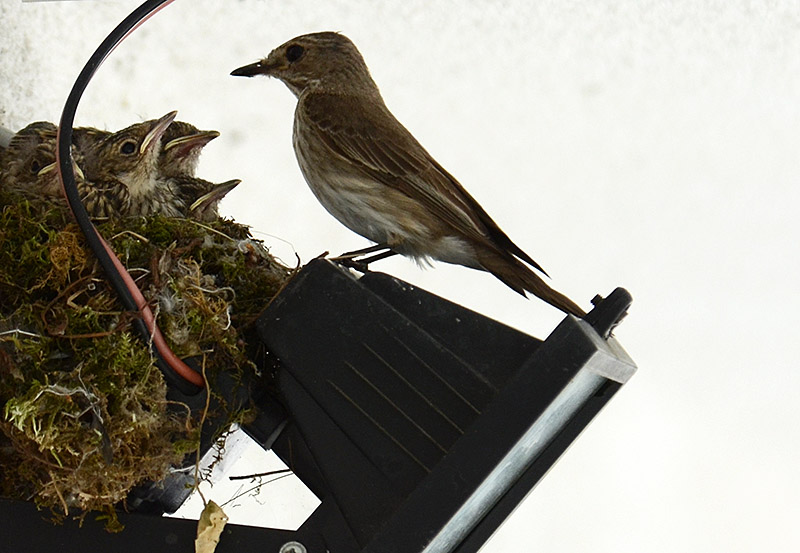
<box><xmin>2</xmin><ymin>1</ymin><xmax>799</xmax><ymax>551</ymax></box>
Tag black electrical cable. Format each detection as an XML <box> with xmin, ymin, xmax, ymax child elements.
<box><xmin>56</xmin><ymin>0</ymin><xmax>203</xmax><ymax>394</ymax></box>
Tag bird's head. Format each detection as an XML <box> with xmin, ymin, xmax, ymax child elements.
<box><xmin>88</xmin><ymin>111</ymin><xmax>176</xmax><ymax>193</ymax></box>
<box><xmin>0</xmin><ymin>122</ymin><xmax>62</xmax><ymax>195</ymax></box>
<box><xmin>231</xmin><ymin>32</ymin><xmax>378</xmax><ymax>97</ymax></box>
<box><xmin>160</xmin><ymin>121</ymin><xmax>219</xmax><ymax>177</ymax></box>
<box><xmin>188</xmin><ymin>178</ymin><xmax>241</xmax><ymax>222</ymax></box>
<box><xmin>0</xmin><ymin>124</ymin><xmax>88</xmax><ymax>199</ymax></box>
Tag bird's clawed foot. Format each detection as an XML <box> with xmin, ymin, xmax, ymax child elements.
<box><xmin>329</xmin><ymin>243</ymin><xmax>397</xmax><ymax>273</ymax></box>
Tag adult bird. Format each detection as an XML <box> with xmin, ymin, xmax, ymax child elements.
<box><xmin>232</xmin><ymin>32</ymin><xmax>584</xmax><ymax>316</ymax></box>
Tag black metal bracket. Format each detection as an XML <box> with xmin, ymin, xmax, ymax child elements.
<box><xmin>1</xmin><ymin>259</ymin><xmax>636</xmax><ymax>553</ymax></box>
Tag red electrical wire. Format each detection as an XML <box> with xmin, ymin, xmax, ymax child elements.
<box><xmin>56</xmin><ymin>0</ymin><xmax>204</xmax><ymax>388</ymax></box>
<box><xmin>101</xmin><ymin>238</ymin><xmax>205</xmax><ymax>387</ymax></box>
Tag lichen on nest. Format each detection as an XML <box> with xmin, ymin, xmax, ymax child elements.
<box><xmin>0</xmin><ymin>187</ymin><xmax>293</xmax><ymax>526</ymax></box>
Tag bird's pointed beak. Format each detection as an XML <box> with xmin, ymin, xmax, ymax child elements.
<box><xmin>141</xmin><ymin>111</ymin><xmax>178</xmax><ymax>155</ymax></box>
<box><xmin>38</xmin><ymin>162</ymin><xmax>56</xmax><ymax>177</ymax></box>
<box><xmin>40</xmin><ymin>159</ymin><xmax>85</xmax><ymax>180</ymax></box>
<box><xmin>163</xmin><ymin>130</ymin><xmax>220</xmax><ymax>154</ymax></box>
<box><xmin>231</xmin><ymin>59</ymin><xmax>274</xmax><ymax>77</ymax></box>
<box><xmin>189</xmin><ymin>179</ymin><xmax>241</xmax><ymax>212</ymax></box>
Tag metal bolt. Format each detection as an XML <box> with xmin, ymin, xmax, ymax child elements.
<box><xmin>279</xmin><ymin>541</ymin><xmax>307</xmax><ymax>553</ymax></box>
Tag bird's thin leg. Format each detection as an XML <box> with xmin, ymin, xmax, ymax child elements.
<box><xmin>332</xmin><ymin>243</ymin><xmax>390</xmax><ymax>260</ymax></box>
<box><xmin>331</xmin><ymin>245</ymin><xmax>398</xmax><ymax>273</ymax></box>
<box><xmin>356</xmin><ymin>249</ymin><xmax>398</xmax><ymax>265</ymax></box>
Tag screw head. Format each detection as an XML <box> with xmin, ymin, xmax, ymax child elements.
<box><xmin>279</xmin><ymin>541</ymin><xmax>307</xmax><ymax>553</ymax></box>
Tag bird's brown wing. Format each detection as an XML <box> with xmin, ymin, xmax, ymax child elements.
<box><xmin>300</xmin><ymin>93</ymin><xmax>546</xmax><ymax>274</ymax></box>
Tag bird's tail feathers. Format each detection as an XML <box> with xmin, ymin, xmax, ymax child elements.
<box><xmin>479</xmin><ymin>250</ymin><xmax>586</xmax><ymax>317</ymax></box>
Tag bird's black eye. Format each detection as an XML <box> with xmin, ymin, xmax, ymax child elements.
<box><xmin>30</xmin><ymin>160</ymin><xmax>41</xmax><ymax>174</ymax></box>
<box><xmin>286</xmin><ymin>44</ymin><xmax>304</xmax><ymax>63</ymax></box>
<box><xmin>120</xmin><ymin>140</ymin><xmax>137</xmax><ymax>155</ymax></box>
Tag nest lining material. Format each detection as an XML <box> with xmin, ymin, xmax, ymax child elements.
<box><xmin>0</xmin><ymin>187</ymin><xmax>293</xmax><ymax>526</ymax></box>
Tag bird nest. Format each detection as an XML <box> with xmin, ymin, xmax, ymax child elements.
<box><xmin>0</xmin><ymin>188</ymin><xmax>293</xmax><ymax>527</ymax></box>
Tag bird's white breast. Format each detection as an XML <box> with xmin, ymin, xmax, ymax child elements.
<box><xmin>291</xmin><ymin>113</ymin><xmax>476</xmax><ymax>267</ymax></box>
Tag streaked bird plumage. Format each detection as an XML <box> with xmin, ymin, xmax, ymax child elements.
<box><xmin>0</xmin><ymin>121</ymin><xmax>88</xmax><ymax>201</ymax></box>
<box><xmin>80</xmin><ymin>111</ymin><xmax>185</xmax><ymax>217</ymax></box>
<box><xmin>232</xmin><ymin>31</ymin><xmax>584</xmax><ymax>316</ymax></box>
<box><xmin>0</xmin><ymin>121</ymin><xmax>61</xmax><ymax>196</ymax></box>
<box><xmin>175</xmin><ymin>176</ymin><xmax>241</xmax><ymax>222</ymax></box>
<box><xmin>2</xmin><ymin>115</ymin><xmax>235</xmax><ymax>223</ymax></box>
<box><xmin>160</xmin><ymin>121</ymin><xmax>220</xmax><ymax>178</ymax></box>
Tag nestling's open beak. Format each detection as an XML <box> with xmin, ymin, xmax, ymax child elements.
<box><xmin>231</xmin><ymin>59</ymin><xmax>273</xmax><ymax>77</ymax></box>
<box><xmin>141</xmin><ymin>111</ymin><xmax>178</xmax><ymax>155</ymax></box>
<box><xmin>163</xmin><ymin>130</ymin><xmax>220</xmax><ymax>154</ymax></box>
<box><xmin>38</xmin><ymin>162</ymin><xmax>56</xmax><ymax>177</ymax></box>
<box><xmin>189</xmin><ymin>179</ymin><xmax>241</xmax><ymax>212</ymax></box>
<box><xmin>40</xmin><ymin>159</ymin><xmax>85</xmax><ymax>180</ymax></box>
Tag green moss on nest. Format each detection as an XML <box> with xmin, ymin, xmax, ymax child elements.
<box><xmin>0</xmin><ymin>188</ymin><xmax>293</xmax><ymax>524</ymax></box>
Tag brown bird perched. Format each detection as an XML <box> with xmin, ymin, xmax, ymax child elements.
<box><xmin>80</xmin><ymin>111</ymin><xmax>185</xmax><ymax>218</ymax></box>
<box><xmin>231</xmin><ymin>32</ymin><xmax>584</xmax><ymax>316</ymax></box>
